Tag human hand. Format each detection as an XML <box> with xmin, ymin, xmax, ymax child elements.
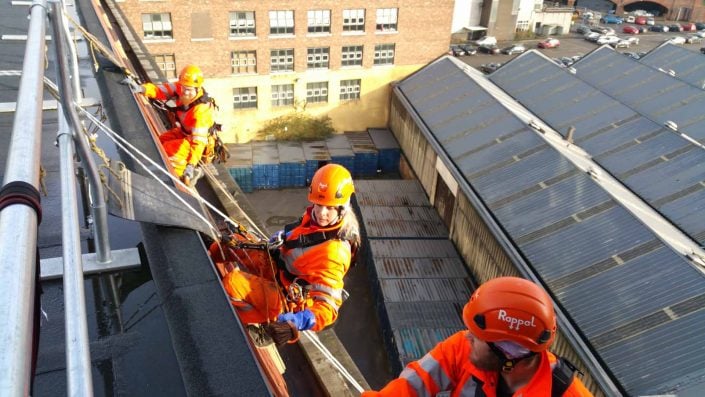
<box><xmin>183</xmin><ymin>164</ymin><xmax>195</xmax><ymax>181</ymax></box>
<box><xmin>277</xmin><ymin>309</ymin><xmax>315</xmax><ymax>331</ymax></box>
<box><xmin>120</xmin><ymin>77</ymin><xmax>144</xmax><ymax>94</ymax></box>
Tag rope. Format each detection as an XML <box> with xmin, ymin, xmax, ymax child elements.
<box><xmin>301</xmin><ymin>330</ymin><xmax>365</xmax><ymax>393</ymax></box>
<box><xmin>77</xmin><ymin>107</ymin><xmax>220</xmax><ymax>240</ymax></box>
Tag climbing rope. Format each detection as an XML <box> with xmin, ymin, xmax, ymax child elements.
<box><xmin>301</xmin><ymin>330</ymin><xmax>365</xmax><ymax>393</ymax></box>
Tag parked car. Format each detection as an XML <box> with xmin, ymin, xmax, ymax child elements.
<box><xmin>682</xmin><ymin>23</ymin><xmax>697</xmax><ymax>31</ymax></box>
<box><xmin>597</xmin><ymin>35</ymin><xmax>621</xmax><ymax>45</ymax></box>
<box><xmin>647</xmin><ymin>18</ymin><xmax>655</xmax><ymax>25</ymax></box>
<box><xmin>601</xmin><ymin>15</ymin><xmax>624</xmax><ymax>24</ymax></box>
<box><xmin>638</xmin><ymin>26</ymin><xmax>650</xmax><ymax>33</ymax></box>
<box><xmin>695</xmin><ymin>22</ymin><xmax>705</xmax><ymax>30</ymax></box>
<box><xmin>625</xmin><ymin>15</ymin><xmax>636</xmax><ymax>23</ymax></box>
<box><xmin>449</xmin><ymin>45</ymin><xmax>465</xmax><ymax>56</ymax></box>
<box><xmin>685</xmin><ymin>34</ymin><xmax>703</xmax><ymax>44</ymax></box>
<box><xmin>475</xmin><ymin>36</ymin><xmax>497</xmax><ymax>46</ymax></box>
<box><xmin>668</xmin><ymin>36</ymin><xmax>686</xmax><ymax>45</ymax></box>
<box><xmin>696</xmin><ymin>30</ymin><xmax>705</xmax><ymax>38</ymax></box>
<box><xmin>650</xmin><ymin>25</ymin><xmax>669</xmax><ymax>32</ymax></box>
<box><xmin>635</xmin><ymin>16</ymin><xmax>648</xmax><ymax>25</ymax></box>
<box><xmin>459</xmin><ymin>44</ymin><xmax>478</xmax><ymax>55</ymax></box>
<box><xmin>611</xmin><ymin>39</ymin><xmax>631</xmax><ymax>48</ymax></box>
<box><xmin>590</xmin><ymin>26</ymin><xmax>615</xmax><ymax>35</ymax></box>
<box><xmin>622</xmin><ymin>25</ymin><xmax>640</xmax><ymax>34</ymax></box>
<box><xmin>478</xmin><ymin>44</ymin><xmax>500</xmax><ymax>55</ymax></box>
<box><xmin>584</xmin><ymin>32</ymin><xmax>601</xmax><ymax>42</ymax></box>
<box><xmin>480</xmin><ymin>62</ymin><xmax>502</xmax><ymax>74</ymax></box>
<box><xmin>501</xmin><ymin>44</ymin><xmax>526</xmax><ymax>55</ymax></box>
<box><xmin>538</xmin><ymin>38</ymin><xmax>560</xmax><ymax>48</ymax></box>
<box><xmin>575</xmin><ymin>25</ymin><xmax>591</xmax><ymax>34</ymax></box>
<box><xmin>669</xmin><ymin>24</ymin><xmax>684</xmax><ymax>32</ymax></box>
<box><xmin>626</xmin><ymin>36</ymin><xmax>640</xmax><ymax>45</ymax></box>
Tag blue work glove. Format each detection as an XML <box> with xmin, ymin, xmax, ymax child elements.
<box><xmin>183</xmin><ymin>164</ymin><xmax>195</xmax><ymax>181</ymax></box>
<box><xmin>278</xmin><ymin>309</ymin><xmax>316</xmax><ymax>331</ymax></box>
<box><xmin>119</xmin><ymin>77</ymin><xmax>144</xmax><ymax>94</ymax></box>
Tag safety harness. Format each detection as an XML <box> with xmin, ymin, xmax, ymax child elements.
<box><xmin>550</xmin><ymin>357</ymin><xmax>580</xmax><ymax>397</ymax></box>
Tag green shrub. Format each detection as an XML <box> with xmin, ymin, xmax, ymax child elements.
<box><xmin>255</xmin><ymin>112</ymin><xmax>334</xmax><ymax>141</ymax></box>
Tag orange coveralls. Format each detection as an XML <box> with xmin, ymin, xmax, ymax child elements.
<box><xmin>142</xmin><ymin>82</ymin><xmax>213</xmax><ymax>176</ymax></box>
<box><xmin>223</xmin><ymin>207</ymin><xmax>353</xmax><ymax>331</ymax></box>
<box><xmin>363</xmin><ymin>331</ymin><xmax>593</xmax><ymax>397</ymax></box>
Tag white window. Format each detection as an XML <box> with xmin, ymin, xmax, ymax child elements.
<box><xmin>306</xmin><ymin>82</ymin><xmax>328</xmax><ymax>103</ymax></box>
<box><xmin>270</xmin><ymin>10</ymin><xmax>294</xmax><ymax>35</ymax></box>
<box><xmin>341</xmin><ymin>45</ymin><xmax>363</xmax><ymax>66</ymax></box>
<box><xmin>229</xmin><ymin>11</ymin><xmax>256</xmax><ymax>37</ymax></box>
<box><xmin>231</xmin><ymin>51</ymin><xmax>257</xmax><ymax>74</ymax></box>
<box><xmin>376</xmin><ymin>8</ymin><xmax>397</xmax><ymax>32</ymax></box>
<box><xmin>308</xmin><ymin>10</ymin><xmax>331</xmax><ymax>33</ymax></box>
<box><xmin>153</xmin><ymin>54</ymin><xmax>176</xmax><ymax>79</ymax></box>
<box><xmin>307</xmin><ymin>47</ymin><xmax>330</xmax><ymax>69</ymax></box>
<box><xmin>340</xmin><ymin>79</ymin><xmax>361</xmax><ymax>101</ymax></box>
<box><xmin>373</xmin><ymin>43</ymin><xmax>395</xmax><ymax>65</ymax></box>
<box><xmin>142</xmin><ymin>13</ymin><xmax>173</xmax><ymax>39</ymax></box>
<box><xmin>516</xmin><ymin>21</ymin><xmax>530</xmax><ymax>32</ymax></box>
<box><xmin>272</xmin><ymin>84</ymin><xmax>295</xmax><ymax>107</ymax></box>
<box><xmin>270</xmin><ymin>49</ymin><xmax>294</xmax><ymax>72</ymax></box>
<box><xmin>233</xmin><ymin>87</ymin><xmax>258</xmax><ymax>109</ymax></box>
<box><xmin>343</xmin><ymin>9</ymin><xmax>365</xmax><ymax>32</ymax></box>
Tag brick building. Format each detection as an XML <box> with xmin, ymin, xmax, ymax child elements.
<box><xmin>114</xmin><ymin>0</ymin><xmax>453</xmax><ymax>142</ymax></box>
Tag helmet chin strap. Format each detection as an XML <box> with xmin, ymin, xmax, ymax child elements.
<box><xmin>488</xmin><ymin>342</ymin><xmax>535</xmax><ymax>373</ymax></box>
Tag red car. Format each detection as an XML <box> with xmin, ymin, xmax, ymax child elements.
<box><xmin>682</xmin><ymin>23</ymin><xmax>697</xmax><ymax>31</ymax></box>
<box><xmin>623</xmin><ymin>25</ymin><xmax>639</xmax><ymax>34</ymax></box>
<box><xmin>635</xmin><ymin>16</ymin><xmax>648</xmax><ymax>25</ymax></box>
<box><xmin>538</xmin><ymin>38</ymin><xmax>560</xmax><ymax>48</ymax></box>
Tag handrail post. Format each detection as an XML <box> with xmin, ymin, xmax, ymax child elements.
<box><xmin>0</xmin><ymin>1</ymin><xmax>48</xmax><ymax>395</ymax></box>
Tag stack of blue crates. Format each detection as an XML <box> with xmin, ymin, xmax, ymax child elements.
<box><xmin>368</xmin><ymin>128</ymin><xmax>401</xmax><ymax>174</ymax></box>
<box><xmin>325</xmin><ymin>134</ymin><xmax>355</xmax><ymax>173</ymax></box>
<box><xmin>346</xmin><ymin>131</ymin><xmax>379</xmax><ymax>177</ymax></box>
<box><xmin>225</xmin><ymin>143</ymin><xmax>253</xmax><ymax>193</ymax></box>
<box><xmin>252</xmin><ymin>141</ymin><xmax>280</xmax><ymax>189</ymax></box>
<box><xmin>302</xmin><ymin>141</ymin><xmax>331</xmax><ymax>184</ymax></box>
<box><xmin>277</xmin><ymin>142</ymin><xmax>306</xmax><ymax>188</ymax></box>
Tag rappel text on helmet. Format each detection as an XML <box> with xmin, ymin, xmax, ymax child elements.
<box><xmin>498</xmin><ymin>310</ymin><xmax>536</xmax><ymax>331</ymax></box>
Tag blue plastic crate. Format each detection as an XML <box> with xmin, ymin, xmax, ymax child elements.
<box><xmin>229</xmin><ymin>167</ymin><xmax>253</xmax><ymax>193</ymax></box>
<box><xmin>368</xmin><ymin>129</ymin><xmax>401</xmax><ymax>173</ymax></box>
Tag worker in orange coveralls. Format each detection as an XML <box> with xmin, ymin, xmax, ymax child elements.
<box><xmin>222</xmin><ymin>164</ymin><xmax>361</xmax><ymax>343</ymax></box>
<box><xmin>363</xmin><ymin>277</ymin><xmax>593</xmax><ymax>397</ymax></box>
<box><xmin>123</xmin><ymin>64</ymin><xmax>213</xmax><ymax>183</ymax></box>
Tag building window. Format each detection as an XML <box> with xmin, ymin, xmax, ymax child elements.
<box><xmin>142</xmin><ymin>13</ymin><xmax>173</xmax><ymax>39</ymax></box>
<box><xmin>343</xmin><ymin>9</ymin><xmax>365</xmax><ymax>32</ymax></box>
<box><xmin>516</xmin><ymin>21</ymin><xmax>530</xmax><ymax>32</ymax></box>
<box><xmin>307</xmin><ymin>47</ymin><xmax>330</xmax><ymax>69</ymax></box>
<box><xmin>341</xmin><ymin>45</ymin><xmax>363</xmax><ymax>66</ymax></box>
<box><xmin>306</xmin><ymin>82</ymin><xmax>328</xmax><ymax>104</ymax></box>
<box><xmin>376</xmin><ymin>8</ymin><xmax>398</xmax><ymax>32</ymax></box>
<box><xmin>231</xmin><ymin>51</ymin><xmax>257</xmax><ymax>74</ymax></box>
<box><xmin>233</xmin><ymin>87</ymin><xmax>258</xmax><ymax>109</ymax></box>
<box><xmin>340</xmin><ymin>79</ymin><xmax>361</xmax><ymax>101</ymax></box>
<box><xmin>272</xmin><ymin>84</ymin><xmax>294</xmax><ymax>107</ymax></box>
<box><xmin>373</xmin><ymin>43</ymin><xmax>395</xmax><ymax>65</ymax></box>
<box><xmin>307</xmin><ymin>10</ymin><xmax>331</xmax><ymax>34</ymax></box>
<box><xmin>229</xmin><ymin>11</ymin><xmax>255</xmax><ymax>37</ymax></box>
<box><xmin>270</xmin><ymin>49</ymin><xmax>294</xmax><ymax>72</ymax></box>
<box><xmin>269</xmin><ymin>10</ymin><xmax>294</xmax><ymax>35</ymax></box>
<box><xmin>154</xmin><ymin>54</ymin><xmax>176</xmax><ymax>79</ymax></box>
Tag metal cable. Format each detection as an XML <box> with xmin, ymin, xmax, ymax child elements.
<box><xmin>301</xmin><ymin>330</ymin><xmax>365</xmax><ymax>394</ymax></box>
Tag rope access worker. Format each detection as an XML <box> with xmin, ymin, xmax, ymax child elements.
<box><xmin>363</xmin><ymin>277</ymin><xmax>593</xmax><ymax>397</ymax></box>
<box><xmin>221</xmin><ymin>164</ymin><xmax>360</xmax><ymax>345</ymax></box>
<box><xmin>122</xmin><ymin>64</ymin><xmax>214</xmax><ymax>184</ymax></box>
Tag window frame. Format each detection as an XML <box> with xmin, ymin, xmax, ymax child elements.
<box><xmin>142</xmin><ymin>13</ymin><xmax>173</xmax><ymax>39</ymax></box>
<box><xmin>307</xmin><ymin>9</ymin><xmax>331</xmax><ymax>34</ymax></box>
<box><xmin>153</xmin><ymin>53</ymin><xmax>176</xmax><ymax>79</ymax></box>
<box><xmin>375</xmin><ymin>8</ymin><xmax>398</xmax><ymax>32</ymax></box>
<box><xmin>269</xmin><ymin>10</ymin><xmax>295</xmax><ymax>35</ymax></box>
<box><xmin>339</xmin><ymin>79</ymin><xmax>361</xmax><ymax>101</ymax></box>
<box><xmin>231</xmin><ymin>50</ymin><xmax>257</xmax><ymax>74</ymax></box>
<box><xmin>343</xmin><ymin>9</ymin><xmax>365</xmax><ymax>32</ymax></box>
<box><xmin>341</xmin><ymin>45</ymin><xmax>363</xmax><ymax>67</ymax></box>
<box><xmin>233</xmin><ymin>87</ymin><xmax>258</xmax><ymax>110</ymax></box>
<box><xmin>229</xmin><ymin>11</ymin><xmax>256</xmax><ymax>37</ymax></box>
<box><xmin>270</xmin><ymin>48</ymin><xmax>295</xmax><ymax>73</ymax></box>
<box><xmin>373</xmin><ymin>43</ymin><xmax>395</xmax><ymax>66</ymax></box>
<box><xmin>271</xmin><ymin>84</ymin><xmax>295</xmax><ymax>107</ymax></box>
<box><xmin>306</xmin><ymin>81</ymin><xmax>329</xmax><ymax>104</ymax></box>
<box><xmin>306</xmin><ymin>47</ymin><xmax>330</xmax><ymax>70</ymax></box>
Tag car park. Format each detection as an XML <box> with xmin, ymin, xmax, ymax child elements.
<box><xmin>584</xmin><ymin>32</ymin><xmax>601</xmax><ymax>42</ymax></box>
<box><xmin>449</xmin><ymin>45</ymin><xmax>465</xmax><ymax>56</ymax></box>
<box><xmin>623</xmin><ymin>26</ymin><xmax>639</xmax><ymax>34</ymax></box>
<box><xmin>538</xmin><ymin>38</ymin><xmax>560</xmax><ymax>48</ymax></box>
<box><xmin>601</xmin><ymin>15</ymin><xmax>624</xmax><ymax>24</ymax></box>
<box><xmin>635</xmin><ymin>16</ymin><xmax>648</xmax><ymax>25</ymax></box>
<box><xmin>669</xmin><ymin>24</ymin><xmax>683</xmax><ymax>32</ymax></box>
<box><xmin>682</xmin><ymin>23</ymin><xmax>697</xmax><ymax>31</ymax></box>
<box><xmin>459</xmin><ymin>44</ymin><xmax>478</xmax><ymax>55</ymax></box>
<box><xmin>668</xmin><ymin>36</ymin><xmax>686</xmax><ymax>45</ymax></box>
<box><xmin>478</xmin><ymin>44</ymin><xmax>500</xmax><ymax>54</ymax></box>
<box><xmin>626</xmin><ymin>37</ymin><xmax>640</xmax><ymax>45</ymax></box>
<box><xmin>575</xmin><ymin>24</ymin><xmax>591</xmax><ymax>34</ymax></box>
<box><xmin>475</xmin><ymin>36</ymin><xmax>497</xmax><ymax>46</ymax></box>
<box><xmin>638</xmin><ymin>26</ymin><xmax>650</xmax><ymax>33</ymax></box>
<box><xmin>590</xmin><ymin>26</ymin><xmax>615</xmax><ymax>35</ymax></box>
<box><xmin>597</xmin><ymin>35</ymin><xmax>621</xmax><ymax>45</ymax></box>
<box><xmin>501</xmin><ymin>44</ymin><xmax>526</xmax><ymax>55</ymax></box>
<box><xmin>650</xmin><ymin>25</ymin><xmax>669</xmax><ymax>32</ymax></box>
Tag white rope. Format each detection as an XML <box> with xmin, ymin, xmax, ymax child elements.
<box><xmin>301</xmin><ymin>330</ymin><xmax>365</xmax><ymax>394</ymax></box>
<box><xmin>77</xmin><ymin>107</ymin><xmax>220</xmax><ymax>239</ymax></box>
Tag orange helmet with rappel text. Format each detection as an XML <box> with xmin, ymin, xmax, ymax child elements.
<box><xmin>308</xmin><ymin>164</ymin><xmax>354</xmax><ymax>207</ymax></box>
<box><xmin>462</xmin><ymin>276</ymin><xmax>556</xmax><ymax>352</ymax></box>
<box><xmin>178</xmin><ymin>65</ymin><xmax>204</xmax><ymax>89</ymax></box>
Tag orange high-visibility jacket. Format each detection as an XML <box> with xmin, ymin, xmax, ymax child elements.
<box><xmin>278</xmin><ymin>207</ymin><xmax>353</xmax><ymax>331</ymax></box>
<box><xmin>142</xmin><ymin>82</ymin><xmax>213</xmax><ymax>166</ymax></box>
<box><xmin>362</xmin><ymin>331</ymin><xmax>593</xmax><ymax>397</ymax></box>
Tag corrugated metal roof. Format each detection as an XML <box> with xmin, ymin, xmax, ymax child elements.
<box><xmin>396</xmin><ymin>55</ymin><xmax>705</xmax><ymax>395</ymax></box>
<box><xmin>277</xmin><ymin>142</ymin><xmax>305</xmax><ymax>163</ymax></box>
<box><xmin>640</xmin><ymin>43</ymin><xmax>705</xmax><ymax>89</ymax></box>
<box><xmin>355</xmin><ymin>179</ymin><xmax>425</xmax><ymax>194</ymax></box>
<box><xmin>251</xmin><ymin>141</ymin><xmax>279</xmax><ymax>164</ymax></box>
<box><xmin>301</xmin><ymin>141</ymin><xmax>331</xmax><ymax>161</ymax></box>
<box><xmin>354</xmin><ymin>180</ymin><xmax>430</xmax><ymax>207</ymax></box>
<box><xmin>368</xmin><ymin>239</ymin><xmax>460</xmax><ymax>258</ymax></box>
<box><xmin>379</xmin><ymin>278</ymin><xmax>472</xmax><ymax>302</ymax></box>
<box><xmin>491</xmin><ymin>50</ymin><xmax>705</xmax><ymax>247</ymax></box>
<box><xmin>368</xmin><ymin>128</ymin><xmax>400</xmax><ymax>149</ymax></box>
<box><xmin>224</xmin><ymin>143</ymin><xmax>252</xmax><ymax>167</ymax></box>
<box><xmin>375</xmin><ymin>257</ymin><xmax>468</xmax><ymax>279</ymax></box>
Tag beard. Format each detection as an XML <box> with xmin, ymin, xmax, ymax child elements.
<box><xmin>470</xmin><ymin>350</ymin><xmax>502</xmax><ymax>372</ymax></box>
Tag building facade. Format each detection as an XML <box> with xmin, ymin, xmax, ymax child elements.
<box><xmin>115</xmin><ymin>0</ymin><xmax>453</xmax><ymax>142</ymax></box>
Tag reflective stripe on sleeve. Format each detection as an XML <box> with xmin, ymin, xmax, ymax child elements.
<box><xmin>457</xmin><ymin>378</ymin><xmax>478</xmax><ymax>396</ymax></box>
<box><xmin>399</xmin><ymin>367</ymin><xmax>432</xmax><ymax>397</ymax></box>
<box><xmin>417</xmin><ymin>353</ymin><xmax>453</xmax><ymax>391</ymax></box>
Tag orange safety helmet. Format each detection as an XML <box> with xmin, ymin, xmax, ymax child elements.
<box><xmin>178</xmin><ymin>65</ymin><xmax>204</xmax><ymax>88</ymax></box>
<box><xmin>463</xmin><ymin>277</ymin><xmax>556</xmax><ymax>352</ymax></box>
<box><xmin>308</xmin><ymin>164</ymin><xmax>354</xmax><ymax>207</ymax></box>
